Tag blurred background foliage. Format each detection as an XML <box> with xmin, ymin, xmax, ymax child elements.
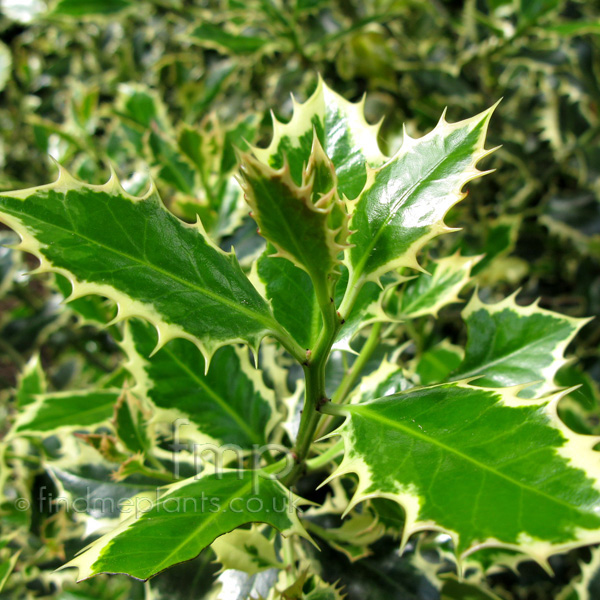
<box><xmin>0</xmin><ymin>0</ymin><xmax>599</xmax><ymax>598</ymax></box>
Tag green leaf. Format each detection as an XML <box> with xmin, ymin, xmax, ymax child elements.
<box><xmin>0</xmin><ymin>551</ymin><xmax>20</xmax><ymax>592</ymax></box>
<box><xmin>470</xmin><ymin>215</ymin><xmax>521</xmax><ymax>277</ymax></box>
<box><xmin>255</xmin><ymin>252</ymin><xmax>389</xmax><ymax>353</ymax></box>
<box><xmin>452</xmin><ymin>292</ymin><xmax>589</xmax><ymax>397</ymax></box>
<box><xmin>390</xmin><ymin>253</ymin><xmax>480</xmax><ymax>319</ymax></box>
<box><xmin>542</xmin><ymin>21</ymin><xmax>600</xmax><ymax>37</ymax></box>
<box><xmin>0</xmin><ymin>168</ymin><xmax>292</xmax><ymax>362</ymax></box>
<box><xmin>189</xmin><ymin>23</ymin><xmax>269</xmax><ymax>55</ymax></box>
<box><xmin>11</xmin><ymin>389</ymin><xmax>120</xmax><ymax>436</ymax></box>
<box><xmin>61</xmin><ymin>470</ymin><xmax>308</xmax><ymax>581</ymax></box>
<box><xmin>255</xmin><ymin>247</ymin><xmax>322</xmax><ymax>350</ymax></box>
<box><xmin>52</xmin><ymin>0</ymin><xmax>132</xmax><ymax>16</ymax></box>
<box><xmin>412</xmin><ymin>341</ymin><xmax>463</xmax><ymax>386</ymax></box>
<box><xmin>122</xmin><ymin>319</ymin><xmax>277</xmax><ymax>448</ymax></box>
<box><xmin>16</xmin><ymin>354</ymin><xmax>47</xmax><ymax>408</ymax></box>
<box><xmin>322</xmin><ymin>382</ymin><xmax>600</xmax><ymax>561</ymax></box>
<box><xmin>346</xmin><ymin>106</ymin><xmax>497</xmax><ymax>288</ymax></box>
<box><xmin>48</xmin><ymin>457</ymin><xmax>159</xmax><ymax>520</ymax></box>
<box><xmin>148</xmin><ymin>130</ymin><xmax>196</xmax><ymax>196</ymax></box>
<box><xmin>252</xmin><ymin>77</ymin><xmax>386</xmax><ymax>201</ymax></box>
<box><xmin>239</xmin><ymin>135</ymin><xmax>350</xmax><ymax>297</ymax></box>
<box><xmin>112</xmin><ymin>391</ymin><xmax>152</xmax><ymax>455</ymax></box>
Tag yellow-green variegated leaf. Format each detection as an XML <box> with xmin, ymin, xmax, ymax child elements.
<box><xmin>322</xmin><ymin>382</ymin><xmax>600</xmax><ymax>563</ymax></box>
<box><xmin>10</xmin><ymin>389</ymin><xmax>120</xmax><ymax>437</ymax></box>
<box><xmin>252</xmin><ymin>77</ymin><xmax>386</xmax><ymax>201</ymax></box>
<box><xmin>390</xmin><ymin>253</ymin><xmax>480</xmax><ymax>319</ymax></box>
<box><xmin>239</xmin><ymin>135</ymin><xmax>350</xmax><ymax>296</ymax></box>
<box><xmin>345</xmin><ymin>106</ymin><xmax>497</xmax><ymax>293</ymax></box>
<box><xmin>452</xmin><ymin>292</ymin><xmax>589</xmax><ymax>397</ymax></box>
<box><xmin>61</xmin><ymin>470</ymin><xmax>308</xmax><ymax>581</ymax></box>
<box><xmin>211</xmin><ymin>526</ymin><xmax>283</xmax><ymax>575</ymax></box>
<box><xmin>0</xmin><ymin>168</ymin><xmax>295</xmax><ymax>363</ymax></box>
<box><xmin>122</xmin><ymin>320</ymin><xmax>277</xmax><ymax>448</ymax></box>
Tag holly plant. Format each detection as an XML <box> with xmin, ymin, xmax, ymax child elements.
<box><xmin>1</xmin><ymin>79</ymin><xmax>598</xmax><ymax>599</ymax></box>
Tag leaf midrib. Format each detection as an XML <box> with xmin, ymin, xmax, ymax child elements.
<box><xmin>160</xmin><ymin>345</ymin><xmax>262</xmax><ymax>445</ymax></box>
<box><xmin>352</xmin><ymin>404</ymin><xmax>588</xmax><ymax>515</ymax></box>
<box><xmin>452</xmin><ymin>314</ymin><xmax>573</xmax><ymax>381</ymax></box>
<box><xmin>352</xmin><ymin>129</ymin><xmax>477</xmax><ymax>280</ymax></box>
<box><xmin>2</xmin><ymin>203</ymin><xmax>276</xmax><ymax>332</ymax></box>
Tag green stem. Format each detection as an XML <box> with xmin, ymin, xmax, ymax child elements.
<box><xmin>282</xmin><ymin>536</ymin><xmax>296</xmax><ymax>585</ymax></box>
<box><xmin>316</xmin><ymin>322</ymin><xmax>382</xmax><ymax>438</ymax></box>
<box><xmin>282</xmin><ymin>275</ymin><xmax>342</xmax><ymax>486</ymax></box>
<box><xmin>337</xmin><ymin>272</ymin><xmax>365</xmax><ymax>322</ymax></box>
<box><xmin>332</xmin><ymin>321</ymin><xmax>382</xmax><ymax>405</ymax></box>
<box><xmin>274</xmin><ymin>325</ymin><xmax>308</xmax><ymax>364</ymax></box>
<box><xmin>305</xmin><ymin>441</ymin><xmax>344</xmax><ymax>472</ymax></box>
<box><xmin>137</xmin><ymin>464</ymin><xmax>179</xmax><ymax>483</ymax></box>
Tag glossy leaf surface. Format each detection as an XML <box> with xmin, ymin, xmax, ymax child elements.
<box><xmin>347</xmin><ymin>107</ymin><xmax>496</xmax><ymax>287</ymax></box>
<box><xmin>452</xmin><ymin>293</ymin><xmax>588</xmax><ymax>397</ymax></box>
<box><xmin>123</xmin><ymin>320</ymin><xmax>276</xmax><ymax>447</ymax></box>
<box><xmin>0</xmin><ymin>169</ymin><xmax>285</xmax><ymax>361</ymax></box>
<box><xmin>63</xmin><ymin>471</ymin><xmax>307</xmax><ymax>581</ymax></box>
<box><xmin>324</xmin><ymin>382</ymin><xmax>600</xmax><ymax>559</ymax></box>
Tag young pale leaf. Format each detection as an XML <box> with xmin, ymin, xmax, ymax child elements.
<box><xmin>252</xmin><ymin>77</ymin><xmax>386</xmax><ymax>200</ymax></box>
<box><xmin>390</xmin><ymin>253</ymin><xmax>480</xmax><ymax>319</ymax></box>
<box><xmin>0</xmin><ymin>168</ymin><xmax>291</xmax><ymax>363</ymax></box>
<box><xmin>122</xmin><ymin>320</ymin><xmax>277</xmax><ymax>448</ymax></box>
<box><xmin>61</xmin><ymin>470</ymin><xmax>307</xmax><ymax>581</ymax></box>
<box><xmin>211</xmin><ymin>526</ymin><xmax>283</xmax><ymax>575</ymax></box>
<box><xmin>10</xmin><ymin>389</ymin><xmax>120</xmax><ymax>436</ymax></box>
<box><xmin>452</xmin><ymin>292</ymin><xmax>589</xmax><ymax>397</ymax></box>
<box><xmin>346</xmin><ymin>106</ymin><xmax>497</xmax><ymax>291</ymax></box>
<box><xmin>239</xmin><ymin>135</ymin><xmax>350</xmax><ymax>296</ymax></box>
<box><xmin>322</xmin><ymin>382</ymin><xmax>600</xmax><ymax>562</ymax></box>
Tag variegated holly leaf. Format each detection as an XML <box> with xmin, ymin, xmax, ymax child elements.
<box><xmin>0</xmin><ymin>167</ymin><xmax>293</xmax><ymax>362</ymax></box>
<box><xmin>15</xmin><ymin>354</ymin><xmax>47</xmax><ymax>408</ymax></box>
<box><xmin>345</xmin><ymin>105</ymin><xmax>497</xmax><ymax>294</ymax></box>
<box><xmin>389</xmin><ymin>253</ymin><xmax>480</xmax><ymax>319</ymax></box>
<box><xmin>252</xmin><ymin>77</ymin><xmax>386</xmax><ymax>201</ymax></box>
<box><xmin>239</xmin><ymin>135</ymin><xmax>350</xmax><ymax>297</ymax></box>
<box><xmin>211</xmin><ymin>526</ymin><xmax>283</xmax><ymax>575</ymax></box>
<box><xmin>61</xmin><ymin>470</ymin><xmax>308</xmax><ymax>581</ymax></box>
<box><xmin>347</xmin><ymin>357</ymin><xmax>409</xmax><ymax>405</ymax></box>
<box><xmin>452</xmin><ymin>292</ymin><xmax>589</xmax><ymax>397</ymax></box>
<box><xmin>322</xmin><ymin>382</ymin><xmax>600</xmax><ymax>561</ymax></box>
<box><xmin>10</xmin><ymin>389</ymin><xmax>120</xmax><ymax>437</ymax></box>
<box><xmin>122</xmin><ymin>319</ymin><xmax>277</xmax><ymax>448</ymax></box>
